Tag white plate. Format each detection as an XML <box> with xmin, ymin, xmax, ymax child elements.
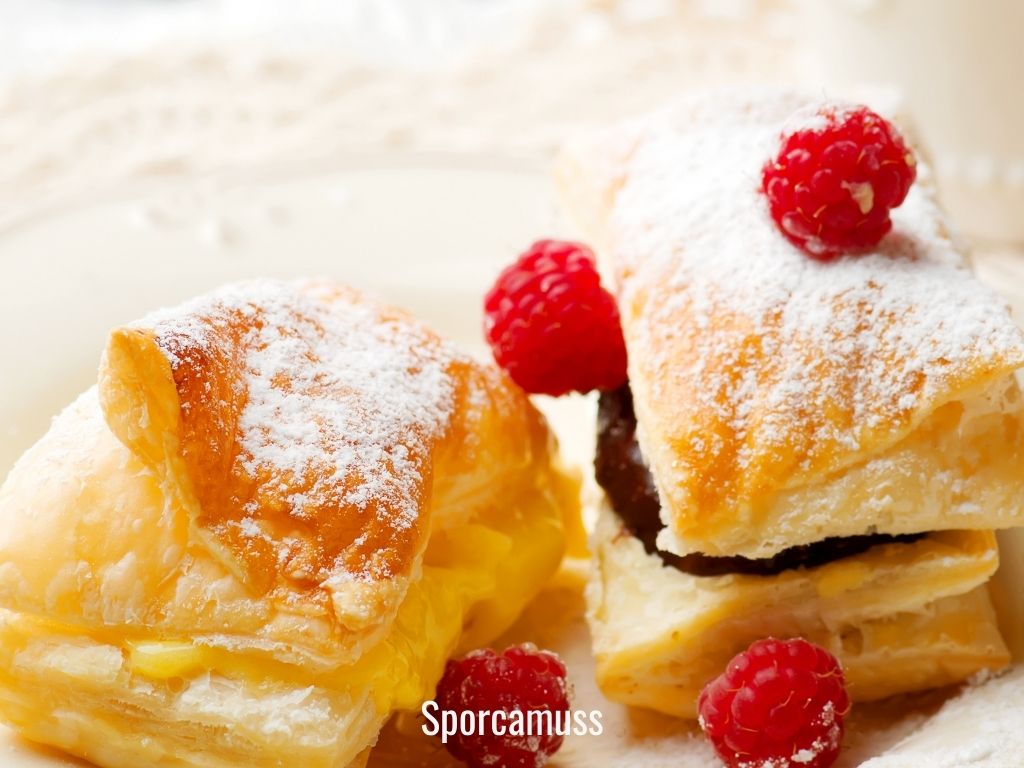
<box><xmin>0</xmin><ymin>157</ymin><xmax>593</xmax><ymax>479</ymax></box>
<box><xmin>2</xmin><ymin>159</ymin><xmax>1024</xmax><ymax>767</ymax></box>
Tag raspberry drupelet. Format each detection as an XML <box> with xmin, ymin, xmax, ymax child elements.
<box><xmin>483</xmin><ymin>239</ymin><xmax>627</xmax><ymax>396</ymax></box>
<box><xmin>698</xmin><ymin>638</ymin><xmax>850</xmax><ymax>768</ymax></box>
<box><xmin>762</xmin><ymin>105</ymin><xmax>917</xmax><ymax>260</ymax></box>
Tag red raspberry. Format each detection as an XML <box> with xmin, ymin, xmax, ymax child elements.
<box><xmin>483</xmin><ymin>240</ymin><xmax>627</xmax><ymax>396</ymax></box>
<box><xmin>433</xmin><ymin>644</ymin><xmax>570</xmax><ymax>768</ymax></box>
<box><xmin>762</xmin><ymin>105</ymin><xmax>917</xmax><ymax>260</ymax></box>
<box><xmin>698</xmin><ymin>638</ymin><xmax>849</xmax><ymax>768</ymax></box>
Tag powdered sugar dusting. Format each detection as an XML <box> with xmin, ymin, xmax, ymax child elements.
<box><xmin>860</xmin><ymin>665</ymin><xmax>1024</xmax><ymax>767</ymax></box>
<box><xmin>603</xmin><ymin>89</ymin><xmax>1024</xmax><ymax>504</ymax></box>
<box><xmin>138</xmin><ymin>279</ymin><xmax>459</xmax><ymax>582</ymax></box>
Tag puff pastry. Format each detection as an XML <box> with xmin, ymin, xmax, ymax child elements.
<box><xmin>0</xmin><ymin>280</ymin><xmax>579</xmax><ymax>767</ymax></box>
<box><xmin>557</xmin><ymin>89</ymin><xmax>1024</xmax><ymax>716</ymax></box>
<box><xmin>558</xmin><ymin>89</ymin><xmax>1024</xmax><ymax>559</ymax></box>
<box><xmin>587</xmin><ymin>500</ymin><xmax>1008</xmax><ymax>718</ymax></box>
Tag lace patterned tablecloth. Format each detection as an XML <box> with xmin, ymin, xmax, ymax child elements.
<box><xmin>0</xmin><ymin>0</ymin><xmax>797</xmax><ymax>232</ymax></box>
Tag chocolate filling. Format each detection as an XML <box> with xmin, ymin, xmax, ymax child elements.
<box><xmin>595</xmin><ymin>384</ymin><xmax>922</xmax><ymax>577</ymax></box>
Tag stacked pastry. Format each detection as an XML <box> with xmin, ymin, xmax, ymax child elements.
<box><xmin>0</xmin><ymin>280</ymin><xmax>579</xmax><ymax>767</ymax></box>
<box><xmin>557</xmin><ymin>90</ymin><xmax>1024</xmax><ymax>717</ymax></box>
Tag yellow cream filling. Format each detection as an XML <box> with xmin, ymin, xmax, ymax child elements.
<box><xmin>116</xmin><ymin>469</ymin><xmax>577</xmax><ymax>714</ymax></box>
<box><xmin>0</xmin><ymin>457</ymin><xmax>580</xmax><ymax>739</ymax></box>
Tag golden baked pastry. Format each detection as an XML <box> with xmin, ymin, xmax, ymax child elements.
<box><xmin>557</xmin><ymin>89</ymin><xmax>1024</xmax><ymax>717</ymax></box>
<box><xmin>558</xmin><ymin>90</ymin><xmax>1024</xmax><ymax>559</ymax></box>
<box><xmin>0</xmin><ymin>280</ymin><xmax>579</xmax><ymax>767</ymax></box>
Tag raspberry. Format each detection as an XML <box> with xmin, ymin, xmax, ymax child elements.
<box><xmin>483</xmin><ymin>240</ymin><xmax>627</xmax><ymax>396</ymax></box>
<box><xmin>762</xmin><ymin>105</ymin><xmax>917</xmax><ymax>260</ymax></box>
<box><xmin>433</xmin><ymin>644</ymin><xmax>570</xmax><ymax>768</ymax></box>
<box><xmin>697</xmin><ymin>638</ymin><xmax>849</xmax><ymax>768</ymax></box>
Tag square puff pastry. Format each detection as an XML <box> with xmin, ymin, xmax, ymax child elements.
<box><xmin>558</xmin><ymin>89</ymin><xmax>1023</xmax><ymax>718</ymax></box>
<box><xmin>556</xmin><ymin>89</ymin><xmax>1024</xmax><ymax>559</ymax></box>
<box><xmin>0</xmin><ymin>280</ymin><xmax>579</xmax><ymax>767</ymax></box>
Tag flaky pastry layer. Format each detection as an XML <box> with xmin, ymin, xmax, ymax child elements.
<box><xmin>586</xmin><ymin>501</ymin><xmax>1009</xmax><ymax>718</ymax></box>
<box><xmin>663</xmin><ymin>376</ymin><xmax>1024</xmax><ymax>557</ymax></box>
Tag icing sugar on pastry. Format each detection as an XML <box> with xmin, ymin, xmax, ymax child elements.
<box><xmin>0</xmin><ymin>276</ymin><xmax>576</xmax><ymax>767</ymax></box>
<box><xmin>604</xmin><ymin>90</ymin><xmax>1024</xmax><ymax>499</ymax></box>
<box><xmin>131</xmin><ymin>279</ymin><xmax>460</xmax><ymax>586</ymax></box>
